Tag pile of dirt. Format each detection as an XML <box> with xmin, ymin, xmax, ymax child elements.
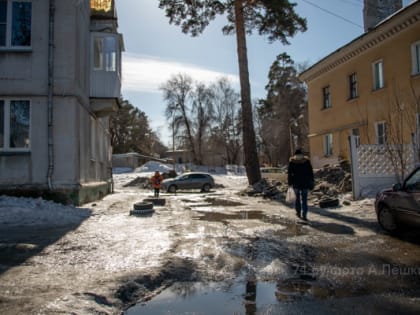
<box><xmin>123</xmin><ymin>176</ymin><xmax>150</xmax><ymax>188</ymax></box>
<box><xmin>241</xmin><ymin>161</ymin><xmax>353</xmax><ymax>207</ymax></box>
<box><xmin>123</xmin><ymin>171</ymin><xmax>178</xmax><ymax>189</ymax></box>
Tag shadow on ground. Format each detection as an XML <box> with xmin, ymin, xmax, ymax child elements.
<box><xmin>0</xmin><ymin>207</ymin><xmax>91</xmax><ymax>275</ymax></box>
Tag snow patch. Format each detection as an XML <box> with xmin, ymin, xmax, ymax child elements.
<box><xmin>0</xmin><ymin>195</ymin><xmax>91</xmax><ymax>227</ymax></box>
<box><xmin>134</xmin><ymin>161</ymin><xmax>173</xmax><ymax>173</ymax></box>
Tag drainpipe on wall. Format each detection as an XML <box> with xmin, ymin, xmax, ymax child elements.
<box><xmin>47</xmin><ymin>0</ymin><xmax>55</xmax><ymax>190</ymax></box>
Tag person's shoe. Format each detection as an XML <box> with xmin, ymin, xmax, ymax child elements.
<box><xmin>302</xmin><ymin>216</ymin><xmax>308</xmax><ymax>221</ymax></box>
<box><xmin>296</xmin><ymin>212</ymin><xmax>301</xmax><ymax>219</ymax></box>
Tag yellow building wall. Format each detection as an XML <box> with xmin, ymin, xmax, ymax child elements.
<box><xmin>307</xmin><ymin>23</ymin><xmax>420</xmax><ymax>168</ymax></box>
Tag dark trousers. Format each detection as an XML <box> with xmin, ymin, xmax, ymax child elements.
<box><xmin>154</xmin><ymin>188</ymin><xmax>160</xmax><ymax>197</ymax></box>
<box><xmin>294</xmin><ymin>188</ymin><xmax>308</xmax><ymax>218</ymax></box>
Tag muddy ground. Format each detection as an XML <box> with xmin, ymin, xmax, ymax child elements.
<box><xmin>0</xmin><ymin>174</ymin><xmax>420</xmax><ymax>314</ymax></box>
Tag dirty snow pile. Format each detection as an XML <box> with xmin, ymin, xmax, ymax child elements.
<box><xmin>135</xmin><ymin>161</ymin><xmax>173</xmax><ymax>174</ymax></box>
<box><xmin>0</xmin><ymin>195</ymin><xmax>90</xmax><ymax>227</ymax></box>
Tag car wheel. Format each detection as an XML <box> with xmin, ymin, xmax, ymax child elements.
<box><xmin>378</xmin><ymin>206</ymin><xmax>398</xmax><ymax>233</ymax></box>
<box><xmin>168</xmin><ymin>185</ymin><xmax>177</xmax><ymax>193</ymax></box>
<box><xmin>202</xmin><ymin>183</ymin><xmax>211</xmax><ymax>192</ymax></box>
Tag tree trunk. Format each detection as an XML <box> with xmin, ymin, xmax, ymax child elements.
<box><xmin>181</xmin><ymin>105</ymin><xmax>198</xmax><ymax>164</ymax></box>
<box><xmin>234</xmin><ymin>0</ymin><xmax>261</xmax><ymax>184</ymax></box>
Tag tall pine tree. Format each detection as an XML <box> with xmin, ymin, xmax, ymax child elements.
<box><xmin>158</xmin><ymin>0</ymin><xmax>306</xmax><ymax>184</ymax></box>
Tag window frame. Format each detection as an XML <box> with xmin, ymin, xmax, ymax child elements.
<box><xmin>348</xmin><ymin>72</ymin><xmax>358</xmax><ymax>99</ymax></box>
<box><xmin>0</xmin><ymin>0</ymin><xmax>32</xmax><ymax>50</ymax></box>
<box><xmin>375</xmin><ymin>121</ymin><xmax>387</xmax><ymax>145</ymax></box>
<box><xmin>352</xmin><ymin>128</ymin><xmax>360</xmax><ymax>147</ymax></box>
<box><xmin>412</xmin><ymin>40</ymin><xmax>420</xmax><ymax>76</ymax></box>
<box><xmin>92</xmin><ymin>33</ymin><xmax>120</xmax><ymax>73</ymax></box>
<box><xmin>372</xmin><ymin>60</ymin><xmax>384</xmax><ymax>90</ymax></box>
<box><xmin>323</xmin><ymin>133</ymin><xmax>333</xmax><ymax>157</ymax></box>
<box><xmin>0</xmin><ymin>98</ymin><xmax>31</xmax><ymax>152</ymax></box>
<box><xmin>322</xmin><ymin>86</ymin><xmax>331</xmax><ymax>109</ymax></box>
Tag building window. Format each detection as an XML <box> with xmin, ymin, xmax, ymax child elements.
<box><xmin>0</xmin><ymin>0</ymin><xmax>32</xmax><ymax>48</ymax></box>
<box><xmin>93</xmin><ymin>35</ymin><xmax>117</xmax><ymax>72</ymax></box>
<box><xmin>324</xmin><ymin>133</ymin><xmax>333</xmax><ymax>156</ymax></box>
<box><xmin>322</xmin><ymin>86</ymin><xmax>331</xmax><ymax>109</ymax></box>
<box><xmin>412</xmin><ymin>41</ymin><xmax>420</xmax><ymax>75</ymax></box>
<box><xmin>0</xmin><ymin>99</ymin><xmax>30</xmax><ymax>150</ymax></box>
<box><xmin>352</xmin><ymin>128</ymin><xmax>360</xmax><ymax>147</ymax></box>
<box><xmin>349</xmin><ymin>73</ymin><xmax>358</xmax><ymax>99</ymax></box>
<box><xmin>372</xmin><ymin>60</ymin><xmax>384</xmax><ymax>90</ymax></box>
<box><xmin>375</xmin><ymin>121</ymin><xmax>387</xmax><ymax>145</ymax></box>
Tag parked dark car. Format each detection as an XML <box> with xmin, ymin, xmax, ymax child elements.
<box><xmin>161</xmin><ymin>172</ymin><xmax>215</xmax><ymax>193</ymax></box>
<box><xmin>375</xmin><ymin>166</ymin><xmax>420</xmax><ymax>233</ymax></box>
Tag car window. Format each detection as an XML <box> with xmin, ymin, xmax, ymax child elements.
<box><xmin>190</xmin><ymin>174</ymin><xmax>206</xmax><ymax>179</ymax></box>
<box><xmin>405</xmin><ymin>168</ymin><xmax>420</xmax><ymax>192</ymax></box>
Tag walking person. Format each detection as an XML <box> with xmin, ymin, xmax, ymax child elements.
<box><xmin>151</xmin><ymin>171</ymin><xmax>164</xmax><ymax>198</ymax></box>
<box><xmin>288</xmin><ymin>149</ymin><xmax>314</xmax><ymax>221</ymax></box>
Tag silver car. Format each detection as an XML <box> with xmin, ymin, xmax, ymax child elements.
<box><xmin>161</xmin><ymin>172</ymin><xmax>215</xmax><ymax>193</ymax></box>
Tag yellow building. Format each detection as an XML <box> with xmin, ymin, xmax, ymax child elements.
<box><xmin>299</xmin><ymin>1</ymin><xmax>420</xmax><ymax>169</ymax></box>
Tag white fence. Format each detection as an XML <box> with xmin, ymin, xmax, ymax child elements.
<box><xmin>349</xmin><ymin>136</ymin><xmax>417</xmax><ymax>199</ymax></box>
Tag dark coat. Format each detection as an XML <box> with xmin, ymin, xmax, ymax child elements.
<box><xmin>288</xmin><ymin>155</ymin><xmax>314</xmax><ymax>190</ymax></box>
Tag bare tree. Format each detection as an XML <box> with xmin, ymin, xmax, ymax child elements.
<box><xmin>210</xmin><ymin>77</ymin><xmax>242</xmax><ymax>164</ymax></box>
<box><xmin>385</xmin><ymin>82</ymin><xmax>418</xmax><ymax>181</ymax></box>
<box><xmin>192</xmin><ymin>82</ymin><xmax>214</xmax><ymax>165</ymax></box>
<box><xmin>160</xmin><ymin>73</ymin><xmax>198</xmax><ymax>163</ymax></box>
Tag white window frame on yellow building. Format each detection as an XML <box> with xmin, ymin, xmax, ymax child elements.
<box><xmin>412</xmin><ymin>40</ymin><xmax>420</xmax><ymax>76</ymax></box>
<box><xmin>348</xmin><ymin>73</ymin><xmax>358</xmax><ymax>99</ymax></box>
<box><xmin>352</xmin><ymin>128</ymin><xmax>360</xmax><ymax>147</ymax></box>
<box><xmin>322</xmin><ymin>86</ymin><xmax>331</xmax><ymax>109</ymax></box>
<box><xmin>375</xmin><ymin>121</ymin><xmax>387</xmax><ymax>145</ymax></box>
<box><xmin>372</xmin><ymin>59</ymin><xmax>384</xmax><ymax>90</ymax></box>
<box><xmin>323</xmin><ymin>133</ymin><xmax>333</xmax><ymax>157</ymax></box>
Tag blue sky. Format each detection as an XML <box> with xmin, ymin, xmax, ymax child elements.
<box><xmin>115</xmin><ymin>0</ymin><xmax>411</xmax><ymax>146</ymax></box>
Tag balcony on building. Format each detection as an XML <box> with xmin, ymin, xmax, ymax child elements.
<box><xmin>89</xmin><ymin>0</ymin><xmax>124</xmax><ymax>116</ymax></box>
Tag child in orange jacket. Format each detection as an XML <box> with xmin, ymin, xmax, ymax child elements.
<box><xmin>151</xmin><ymin>171</ymin><xmax>164</xmax><ymax>198</ymax></box>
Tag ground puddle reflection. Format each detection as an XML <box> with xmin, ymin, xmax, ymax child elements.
<box><xmin>125</xmin><ymin>281</ymin><xmax>279</xmax><ymax>315</ymax></box>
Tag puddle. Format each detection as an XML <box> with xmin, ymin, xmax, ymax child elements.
<box><xmin>193</xmin><ymin>211</ymin><xmax>308</xmax><ymax>239</ymax></box>
<box><xmin>195</xmin><ymin>210</ymin><xmax>265</xmax><ymax>223</ymax></box>
<box><xmin>203</xmin><ymin>198</ymin><xmax>245</xmax><ymax>207</ymax></box>
<box><xmin>181</xmin><ymin>198</ymin><xmax>245</xmax><ymax>207</ymax></box>
<box><xmin>125</xmin><ymin>279</ymin><xmax>348</xmax><ymax>315</ymax></box>
<box><xmin>125</xmin><ymin>281</ymin><xmax>279</xmax><ymax>315</ymax></box>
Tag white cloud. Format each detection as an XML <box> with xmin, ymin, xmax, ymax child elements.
<box><xmin>121</xmin><ymin>53</ymin><xmax>239</xmax><ymax>93</ymax></box>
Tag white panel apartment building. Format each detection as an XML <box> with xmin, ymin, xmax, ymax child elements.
<box><xmin>0</xmin><ymin>0</ymin><xmax>124</xmax><ymax>204</ymax></box>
